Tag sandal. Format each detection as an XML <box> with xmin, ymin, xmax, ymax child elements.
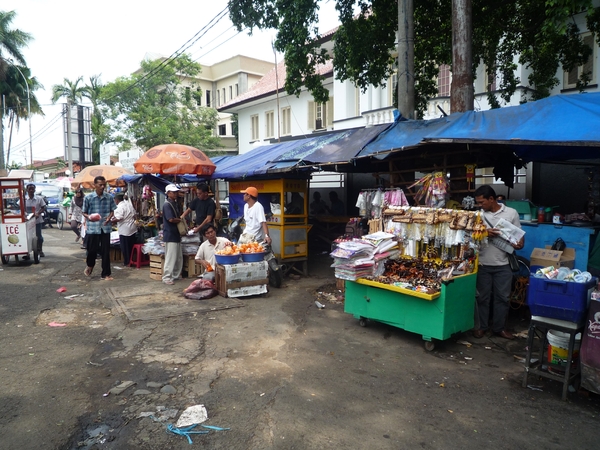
<box><xmin>164</xmin><ymin>280</ymin><xmax>174</xmax><ymax>285</ymax></box>
<box><xmin>101</xmin><ymin>276</ymin><xmax>114</xmax><ymax>281</ymax></box>
<box><xmin>84</xmin><ymin>267</ymin><xmax>93</xmax><ymax>277</ymax></box>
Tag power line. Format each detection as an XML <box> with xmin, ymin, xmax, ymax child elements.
<box><xmin>103</xmin><ymin>6</ymin><xmax>230</xmax><ymax>102</ymax></box>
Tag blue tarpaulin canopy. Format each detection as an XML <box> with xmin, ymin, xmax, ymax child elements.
<box><xmin>357</xmin><ymin>93</ymin><xmax>600</xmax><ymax>163</ymax></box>
<box><xmin>212</xmin><ymin>125</ymin><xmax>390</xmax><ymax>179</ymax></box>
<box><xmin>424</xmin><ymin>93</ymin><xmax>600</xmax><ymax>161</ymax></box>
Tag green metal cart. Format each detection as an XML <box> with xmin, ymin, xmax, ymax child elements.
<box><xmin>344</xmin><ymin>273</ymin><xmax>477</xmax><ymax>351</ymax></box>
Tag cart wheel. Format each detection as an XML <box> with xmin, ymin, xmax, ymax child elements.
<box><xmin>57</xmin><ymin>213</ymin><xmax>64</xmax><ymax>230</ymax></box>
<box><xmin>359</xmin><ymin>318</ymin><xmax>368</xmax><ymax>327</ymax></box>
<box><xmin>424</xmin><ymin>340</ymin><xmax>435</xmax><ymax>352</ymax></box>
<box><xmin>1</xmin><ymin>255</ymin><xmax>8</xmax><ymax>265</ymax></box>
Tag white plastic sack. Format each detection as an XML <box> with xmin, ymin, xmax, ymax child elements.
<box><xmin>176</xmin><ymin>404</ymin><xmax>208</xmax><ymax>427</ymax></box>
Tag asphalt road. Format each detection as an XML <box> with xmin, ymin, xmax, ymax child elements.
<box><xmin>1</xmin><ymin>226</ymin><xmax>599</xmax><ymax>449</ymax></box>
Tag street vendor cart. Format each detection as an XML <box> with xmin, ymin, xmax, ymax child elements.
<box><xmin>341</xmin><ymin>206</ymin><xmax>485</xmax><ymax>350</ymax></box>
<box><xmin>0</xmin><ymin>178</ymin><xmax>39</xmax><ymax>264</ymax></box>
<box><xmin>344</xmin><ymin>273</ymin><xmax>477</xmax><ymax>351</ymax></box>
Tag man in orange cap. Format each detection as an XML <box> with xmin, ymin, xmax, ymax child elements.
<box><xmin>239</xmin><ymin>186</ymin><xmax>271</xmax><ymax>245</ymax></box>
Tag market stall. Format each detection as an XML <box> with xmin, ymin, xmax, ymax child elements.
<box><xmin>228</xmin><ymin>179</ymin><xmax>311</xmax><ymax>276</ymax></box>
<box><xmin>340</xmin><ymin>206</ymin><xmax>488</xmax><ymax>350</ymax></box>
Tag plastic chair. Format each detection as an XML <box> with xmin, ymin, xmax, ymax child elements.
<box><xmin>129</xmin><ymin>243</ymin><xmax>150</xmax><ymax>269</ymax></box>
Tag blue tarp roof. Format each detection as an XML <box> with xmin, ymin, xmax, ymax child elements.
<box><xmin>213</xmin><ymin>125</ymin><xmax>390</xmax><ymax>179</ymax></box>
<box><xmin>357</xmin><ymin>115</ymin><xmax>462</xmax><ymax>159</ymax></box>
<box><xmin>423</xmin><ymin>93</ymin><xmax>600</xmax><ymax>161</ymax></box>
<box><xmin>357</xmin><ymin>93</ymin><xmax>600</xmax><ymax>162</ymax></box>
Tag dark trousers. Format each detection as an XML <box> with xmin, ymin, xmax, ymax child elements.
<box><xmin>85</xmin><ymin>231</ymin><xmax>111</xmax><ymax>278</ymax></box>
<box><xmin>35</xmin><ymin>223</ymin><xmax>43</xmax><ymax>250</ymax></box>
<box><xmin>71</xmin><ymin>219</ymin><xmax>81</xmax><ymax>238</ymax></box>
<box><xmin>476</xmin><ymin>264</ymin><xmax>513</xmax><ymax>333</ymax></box>
<box><xmin>119</xmin><ymin>234</ymin><xmax>137</xmax><ymax>266</ymax></box>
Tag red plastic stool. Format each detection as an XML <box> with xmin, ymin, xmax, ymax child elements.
<box><xmin>129</xmin><ymin>243</ymin><xmax>150</xmax><ymax>269</ymax></box>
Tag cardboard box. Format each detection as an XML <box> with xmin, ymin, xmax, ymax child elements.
<box><xmin>529</xmin><ymin>246</ymin><xmax>575</xmax><ymax>269</ymax></box>
<box><xmin>215</xmin><ymin>262</ymin><xmax>269</xmax><ymax>297</ymax></box>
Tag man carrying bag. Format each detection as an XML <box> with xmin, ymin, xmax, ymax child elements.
<box><xmin>473</xmin><ymin>185</ymin><xmax>525</xmax><ymax>340</ymax></box>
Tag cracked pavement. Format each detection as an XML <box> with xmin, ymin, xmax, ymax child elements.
<box><xmin>1</xmin><ymin>227</ymin><xmax>599</xmax><ymax>449</ymax></box>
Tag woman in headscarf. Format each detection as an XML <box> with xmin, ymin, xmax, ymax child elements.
<box><xmin>71</xmin><ymin>189</ymin><xmax>85</xmax><ymax>243</ymax></box>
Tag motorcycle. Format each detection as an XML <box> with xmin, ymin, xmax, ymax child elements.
<box><xmin>260</xmin><ymin>240</ymin><xmax>283</xmax><ymax>289</ymax></box>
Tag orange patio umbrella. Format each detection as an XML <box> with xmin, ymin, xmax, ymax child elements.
<box><xmin>133</xmin><ymin>143</ymin><xmax>216</xmax><ymax>176</ymax></box>
<box><xmin>71</xmin><ymin>165</ymin><xmax>132</xmax><ymax>189</ymax></box>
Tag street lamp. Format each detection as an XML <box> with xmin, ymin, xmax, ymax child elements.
<box><xmin>6</xmin><ymin>61</ymin><xmax>33</xmax><ymax>168</ymax></box>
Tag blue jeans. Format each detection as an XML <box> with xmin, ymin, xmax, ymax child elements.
<box><xmin>476</xmin><ymin>264</ymin><xmax>512</xmax><ymax>333</ymax></box>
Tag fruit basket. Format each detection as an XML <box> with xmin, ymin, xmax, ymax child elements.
<box><xmin>240</xmin><ymin>252</ymin><xmax>266</xmax><ymax>262</ymax></box>
<box><xmin>215</xmin><ymin>254</ymin><xmax>241</xmax><ymax>265</ymax></box>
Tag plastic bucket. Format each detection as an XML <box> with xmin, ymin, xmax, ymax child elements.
<box><xmin>547</xmin><ymin>329</ymin><xmax>581</xmax><ymax>371</ymax></box>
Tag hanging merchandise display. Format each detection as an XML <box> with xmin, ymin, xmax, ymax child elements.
<box><xmin>408</xmin><ymin>172</ymin><xmax>449</xmax><ymax>208</ymax></box>
<box><xmin>341</xmin><ymin>206</ymin><xmax>488</xmax><ymax>351</ymax></box>
<box><xmin>465</xmin><ymin>164</ymin><xmax>477</xmax><ymax>191</ymax></box>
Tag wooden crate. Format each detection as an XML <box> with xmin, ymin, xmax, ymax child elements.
<box><xmin>215</xmin><ymin>263</ymin><xmax>268</xmax><ymax>298</ymax></box>
<box><xmin>110</xmin><ymin>247</ymin><xmax>123</xmax><ymax>262</ymax></box>
<box><xmin>336</xmin><ymin>278</ymin><xmax>346</xmax><ymax>292</ymax></box>
<box><xmin>149</xmin><ymin>254</ymin><xmax>164</xmax><ymax>280</ymax></box>
<box><xmin>182</xmin><ymin>254</ymin><xmax>201</xmax><ymax>278</ymax></box>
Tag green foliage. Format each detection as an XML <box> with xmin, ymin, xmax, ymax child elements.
<box><xmin>99</xmin><ymin>54</ymin><xmax>222</xmax><ymax>152</ymax></box>
<box><xmin>228</xmin><ymin>0</ymin><xmax>600</xmax><ymax>115</ymax></box>
<box><xmin>0</xmin><ymin>10</ymin><xmax>32</xmax><ymax>66</ymax></box>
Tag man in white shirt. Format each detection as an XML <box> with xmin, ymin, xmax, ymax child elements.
<box><xmin>195</xmin><ymin>223</ymin><xmax>232</xmax><ymax>280</ymax></box>
<box><xmin>24</xmin><ymin>183</ymin><xmax>47</xmax><ymax>258</ymax></box>
<box><xmin>239</xmin><ymin>186</ymin><xmax>272</xmax><ymax>245</ymax></box>
<box><xmin>111</xmin><ymin>193</ymin><xmax>138</xmax><ymax>266</ymax></box>
<box><xmin>473</xmin><ymin>185</ymin><xmax>524</xmax><ymax>340</ymax></box>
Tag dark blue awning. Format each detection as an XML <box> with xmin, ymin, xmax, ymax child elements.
<box><xmin>213</xmin><ymin>125</ymin><xmax>390</xmax><ymax>180</ymax></box>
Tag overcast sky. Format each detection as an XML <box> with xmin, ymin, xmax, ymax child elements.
<box><xmin>3</xmin><ymin>0</ymin><xmax>339</xmax><ymax>168</ymax></box>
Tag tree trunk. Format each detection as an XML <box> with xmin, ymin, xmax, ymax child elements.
<box><xmin>451</xmin><ymin>0</ymin><xmax>474</xmax><ymax>113</ymax></box>
<box><xmin>397</xmin><ymin>0</ymin><xmax>415</xmax><ymax>119</ymax></box>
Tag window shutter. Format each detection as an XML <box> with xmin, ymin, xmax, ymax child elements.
<box><xmin>307</xmin><ymin>101</ymin><xmax>315</xmax><ymax>130</ymax></box>
<box><xmin>326</xmin><ymin>99</ymin><xmax>334</xmax><ymax>127</ymax></box>
<box><xmin>583</xmin><ymin>34</ymin><xmax>595</xmax><ymax>81</ymax></box>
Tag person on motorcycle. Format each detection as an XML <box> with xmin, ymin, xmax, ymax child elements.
<box><xmin>24</xmin><ymin>183</ymin><xmax>46</xmax><ymax>258</ymax></box>
<box><xmin>239</xmin><ymin>187</ymin><xmax>271</xmax><ymax>246</ymax></box>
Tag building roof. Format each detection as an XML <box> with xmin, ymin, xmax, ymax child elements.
<box><xmin>218</xmin><ymin>58</ymin><xmax>334</xmax><ymax>112</ymax></box>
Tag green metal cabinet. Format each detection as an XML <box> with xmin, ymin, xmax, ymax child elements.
<box><xmin>344</xmin><ymin>274</ymin><xmax>477</xmax><ymax>350</ymax></box>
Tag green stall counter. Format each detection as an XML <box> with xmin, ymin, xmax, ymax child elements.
<box><xmin>344</xmin><ymin>273</ymin><xmax>477</xmax><ymax>351</ymax></box>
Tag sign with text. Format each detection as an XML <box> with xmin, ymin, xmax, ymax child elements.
<box><xmin>99</xmin><ymin>145</ymin><xmax>111</xmax><ymax>166</ymax></box>
<box><xmin>119</xmin><ymin>150</ymin><xmax>141</xmax><ymax>172</ymax></box>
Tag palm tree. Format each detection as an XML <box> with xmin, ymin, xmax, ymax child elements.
<box><xmin>51</xmin><ymin>76</ymin><xmax>87</xmax><ymax>104</ymax></box>
<box><xmin>83</xmin><ymin>75</ymin><xmax>106</xmax><ymax>164</ymax></box>
<box><xmin>0</xmin><ymin>10</ymin><xmax>32</xmax><ymax>70</ymax></box>
<box><xmin>0</xmin><ymin>10</ymin><xmax>34</xmax><ymax>169</ymax></box>
<box><xmin>2</xmin><ymin>64</ymin><xmax>43</xmax><ymax>166</ymax></box>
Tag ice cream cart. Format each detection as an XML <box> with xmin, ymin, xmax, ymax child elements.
<box><xmin>0</xmin><ymin>178</ymin><xmax>39</xmax><ymax>264</ymax></box>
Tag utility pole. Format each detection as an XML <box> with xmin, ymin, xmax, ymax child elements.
<box><xmin>451</xmin><ymin>0</ymin><xmax>474</xmax><ymax>113</ymax></box>
<box><xmin>66</xmin><ymin>100</ymin><xmax>73</xmax><ymax>175</ymax></box>
<box><xmin>7</xmin><ymin>63</ymin><xmax>33</xmax><ymax>168</ymax></box>
<box><xmin>397</xmin><ymin>0</ymin><xmax>415</xmax><ymax>120</ymax></box>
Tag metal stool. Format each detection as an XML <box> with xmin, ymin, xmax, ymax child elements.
<box><xmin>129</xmin><ymin>243</ymin><xmax>150</xmax><ymax>269</ymax></box>
<box><xmin>522</xmin><ymin>315</ymin><xmax>584</xmax><ymax>400</ymax></box>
